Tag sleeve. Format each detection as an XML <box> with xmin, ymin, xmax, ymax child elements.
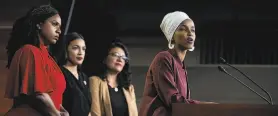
<box><xmin>187</xmin><ymin>91</ymin><xmax>200</xmax><ymax>104</ymax></box>
<box><xmin>89</xmin><ymin>76</ymin><xmax>102</xmax><ymax>116</ymax></box>
<box><xmin>19</xmin><ymin>47</ymin><xmax>53</xmax><ymax>96</ymax></box>
<box><xmin>152</xmin><ymin>55</ymin><xmax>196</xmax><ymax>108</ymax></box>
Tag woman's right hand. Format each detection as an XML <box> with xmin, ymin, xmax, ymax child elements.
<box><xmin>49</xmin><ymin>109</ymin><xmax>60</xmax><ymax>116</ymax></box>
<box><xmin>59</xmin><ymin>105</ymin><xmax>69</xmax><ymax>116</ymax></box>
<box><xmin>60</xmin><ymin>112</ymin><xmax>69</xmax><ymax>116</ymax></box>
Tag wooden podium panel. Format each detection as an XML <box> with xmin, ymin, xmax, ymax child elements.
<box><xmin>172</xmin><ymin>103</ymin><xmax>278</xmax><ymax>116</ymax></box>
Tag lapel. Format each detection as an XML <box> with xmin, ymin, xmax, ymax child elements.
<box><xmin>122</xmin><ymin>87</ymin><xmax>132</xmax><ymax>115</ymax></box>
<box><xmin>62</xmin><ymin>67</ymin><xmax>91</xmax><ymax>103</ymax></box>
<box><xmin>122</xmin><ymin>87</ymin><xmax>133</xmax><ymax>103</ymax></box>
<box><xmin>101</xmin><ymin>79</ymin><xmax>138</xmax><ymax>116</ymax></box>
<box><xmin>122</xmin><ymin>86</ymin><xmax>138</xmax><ymax>116</ymax></box>
<box><xmin>102</xmin><ymin>80</ymin><xmax>113</xmax><ymax>116</ymax></box>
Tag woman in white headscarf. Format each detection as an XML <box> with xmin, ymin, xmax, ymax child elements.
<box><xmin>139</xmin><ymin>11</ymin><xmax>215</xmax><ymax>116</ymax></box>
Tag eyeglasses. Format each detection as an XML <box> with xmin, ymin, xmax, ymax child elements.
<box><xmin>109</xmin><ymin>52</ymin><xmax>129</xmax><ymax>62</ymax></box>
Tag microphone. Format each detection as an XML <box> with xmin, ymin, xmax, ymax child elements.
<box><xmin>218</xmin><ymin>66</ymin><xmax>272</xmax><ymax>104</ymax></box>
<box><xmin>219</xmin><ymin>57</ymin><xmax>273</xmax><ymax>105</ymax></box>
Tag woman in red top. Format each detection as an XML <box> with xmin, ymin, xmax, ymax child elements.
<box><xmin>5</xmin><ymin>5</ymin><xmax>68</xmax><ymax>116</ymax></box>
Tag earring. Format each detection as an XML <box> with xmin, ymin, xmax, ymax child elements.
<box><xmin>65</xmin><ymin>53</ymin><xmax>68</xmax><ymax>59</ymax></box>
<box><xmin>168</xmin><ymin>43</ymin><xmax>174</xmax><ymax>49</ymax></box>
<box><xmin>168</xmin><ymin>40</ymin><xmax>175</xmax><ymax>49</ymax></box>
<box><xmin>188</xmin><ymin>46</ymin><xmax>195</xmax><ymax>51</ymax></box>
<box><xmin>36</xmin><ymin>24</ymin><xmax>41</xmax><ymax>29</ymax></box>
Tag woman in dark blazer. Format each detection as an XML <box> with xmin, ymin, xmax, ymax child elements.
<box><xmin>59</xmin><ymin>32</ymin><xmax>91</xmax><ymax>116</ymax></box>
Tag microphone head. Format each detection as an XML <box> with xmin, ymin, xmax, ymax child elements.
<box><xmin>219</xmin><ymin>57</ymin><xmax>227</xmax><ymax>63</ymax></box>
<box><xmin>218</xmin><ymin>66</ymin><xmax>227</xmax><ymax>73</ymax></box>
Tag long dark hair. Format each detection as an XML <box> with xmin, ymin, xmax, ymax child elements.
<box><xmin>98</xmin><ymin>39</ymin><xmax>132</xmax><ymax>89</ymax></box>
<box><xmin>58</xmin><ymin>32</ymin><xmax>85</xmax><ymax>71</ymax></box>
<box><xmin>6</xmin><ymin>5</ymin><xmax>59</xmax><ymax>68</ymax></box>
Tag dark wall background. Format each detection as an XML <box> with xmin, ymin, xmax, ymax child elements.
<box><xmin>51</xmin><ymin>0</ymin><xmax>278</xmax><ymax>67</ymax></box>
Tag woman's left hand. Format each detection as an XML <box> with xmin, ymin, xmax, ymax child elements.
<box><xmin>199</xmin><ymin>101</ymin><xmax>218</xmax><ymax>104</ymax></box>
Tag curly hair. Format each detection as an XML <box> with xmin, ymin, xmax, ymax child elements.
<box><xmin>6</xmin><ymin>5</ymin><xmax>59</xmax><ymax>68</ymax></box>
<box><xmin>98</xmin><ymin>39</ymin><xmax>132</xmax><ymax>90</ymax></box>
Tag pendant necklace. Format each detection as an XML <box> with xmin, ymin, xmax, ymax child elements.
<box><xmin>114</xmin><ymin>87</ymin><xmax>118</xmax><ymax>92</ymax></box>
<box><xmin>105</xmin><ymin>78</ymin><xmax>118</xmax><ymax>92</ymax></box>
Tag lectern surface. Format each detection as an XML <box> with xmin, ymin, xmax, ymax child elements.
<box><xmin>172</xmin><ymin>103</ymin><xmax>278</xmax><ymax>116</ymax></box>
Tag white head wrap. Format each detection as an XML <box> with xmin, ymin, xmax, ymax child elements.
<box><xmin>160</xmin><ymin>11</ymin><xmax>195</xmax><ymax>51</ymax></box>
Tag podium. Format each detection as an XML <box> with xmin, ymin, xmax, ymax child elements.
<box><xmin>172</xmin><ymin>103</ymin><xmax>278</xmax><ymax>116</ymax></box>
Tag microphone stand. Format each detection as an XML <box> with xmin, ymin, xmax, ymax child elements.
<box><xmin>219</xmin><ymin>57</ymin><xmax>273</xmax><ymax>105</ymax></box>
<box><xmin>218</xmin><ymin>66</ymin><xmax>272</xmax><ymax>105</ymax></box>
